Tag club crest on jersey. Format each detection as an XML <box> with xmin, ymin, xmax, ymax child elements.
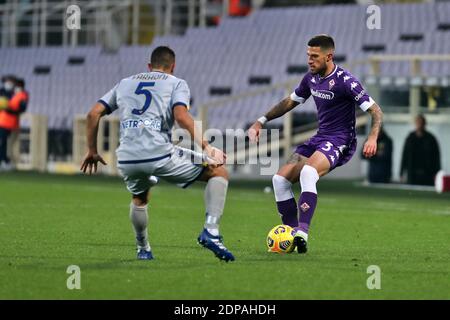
<box><xmin>300</xmin><ymin>202</ymin><xmax>310</xmax><ymax>212</ymax></box>
<box><xmin>328</xmin><ymin>79</ymin><xmax>335</xmax><ymax>89</ymax></box>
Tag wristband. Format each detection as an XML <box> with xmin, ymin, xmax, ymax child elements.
<box><xmin>257</xmin><ymin>116</ymin><xmax>268</xmax><ymax>125</ymax></box>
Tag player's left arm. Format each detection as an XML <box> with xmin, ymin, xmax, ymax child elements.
<box><xmin>363</xmin><ymin>103</ymin><xmax>383</xmax><ymax>158</ymax></box>
<box><xmin>173</xmin><ymin>105</ymin><xmax>226</xmax><ymax>167</ymax></box>
<box><xmin>345</xmin><ymin>75</ymin><xmax>383</xmax><ymax>158</ymax></box>
<box><xmin>172</xmin><ymin>79</ymin><xmax>226</xmax><ymax>167</ymax></box>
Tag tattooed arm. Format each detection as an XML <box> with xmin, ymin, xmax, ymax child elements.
<box><xmin>248</xmin><ymin>97</ymin><xmax>300</xmax><ymax>142</ymax></box>
<box><xmin>363</xmin><ymin>103</ymin><xmax>383</xmax><ymax>158</ymax></box>
<box><xmin>263</xmin><ymin>97</ymin><xmax>299</xmax><ymax>121</ymax></box>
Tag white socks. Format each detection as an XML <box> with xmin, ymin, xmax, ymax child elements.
<box><xmin>300</xmin><ymin>165</ymin><xmax>319</xmax><ymax>194</ymax></box>
<box><xmin>272</xmin><ymin>174</ymin><xmax>294</xmax><ymax>201</ymax></box>
<box><xmin>204</xmin><ymin>176</ymin><xmax>228</xmax><ymax>236</ymax></box>
<box><xmin>129</xmin><ymin>202</ymin><xmax>150</xmax><ymax>251</ymax></box>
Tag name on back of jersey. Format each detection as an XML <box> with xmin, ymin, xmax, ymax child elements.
<box><xmin>121</xmin><ymin>118</ymin><xmax>162</xmax><ymax>131</ymax></box>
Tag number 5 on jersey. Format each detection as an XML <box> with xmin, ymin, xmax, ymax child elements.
<box><xmin>132</xmin><ymin>82</ymin><xmax>155</xmax><ymax>115</ymax></box>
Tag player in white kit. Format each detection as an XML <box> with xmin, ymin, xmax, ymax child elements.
<box><xmin>80</xmin><ymin>46</ymin><xmax>235</xmax><ymax>262</ymax></box>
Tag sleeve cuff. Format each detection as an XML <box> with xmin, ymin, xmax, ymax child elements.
<box><xmin>172</xmin><ymin>102</ymin><xmax>189</xmax><ymax>110</ymax></box>
<box><xmin>359</xmin><ymin>97</ymin><xmax>375</xmax><ymax>112</ymax></box>
<box><xmin>290</xmin><ymin>92</ymin><xmax>306</xmax><ymax>104</ymax></box>
<box><xmin>98</xmin><ymin>99</ymin><xmax>112</xmax><ymax>114</ymax></box>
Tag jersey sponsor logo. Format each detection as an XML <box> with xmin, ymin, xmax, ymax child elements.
<box><xmin>328</xmin><ymin>79</ymin><xmax>335</xmax><ymax>90</ymax></box>
<box><xmin>311</xmin><ymin>77</ymin><xmax>316</xmax><ymax>84</ymax></box>
<box><xmin>311</xmin><ymin>89</ymin><xmax>334</xmax><ymax>100</ymax></box>
<box><xmin>350</xmin><ymin>81</ymin><xmax>358</xmax><ymax>90</ymax></box>
<box><xmin>343</xmin><ymin>75</ymin><xmax>350</xmax><ymax>82</ymax></box>
<box><xmin>334</xmin><ymin>150</ymin><xmax>340</xmax><ymax>157</ymax></box>
<box><xmin>354</xmin><ymin>89</ymin><xmax>366</xmax><ymax>101</ymax></box>
<box><xmin>121</xmin><ymin>118</ymin><xmax>162</xmax><ymax>131</ymax></box>
<box><xmin>337</xmin><ymin>70</ymin><xmax>344</xmax><ymax>77</ymax></box>
<box><xmin>329</xmin><ymin>155</ymin><xmax>335</xmax><ymax>164</ymax></box>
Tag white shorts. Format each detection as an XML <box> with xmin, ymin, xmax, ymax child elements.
<box><xmin>117</xmin><ymin>146</ymin><xmax>206</xmax><ymax>195</ymax></box>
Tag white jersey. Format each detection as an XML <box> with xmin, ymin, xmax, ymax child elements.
<box><xmin>99</xmin><ymin>71</ymin><xmax>190</xmax><ymax>163</ymax></box>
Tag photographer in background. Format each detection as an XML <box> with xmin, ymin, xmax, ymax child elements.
<box><xmin>0</xmin><ymin>77</ymin><xmax>29</xmax><ymax>170</ymax></box>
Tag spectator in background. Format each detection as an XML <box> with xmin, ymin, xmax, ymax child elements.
<box><xmin>0</xmin><ymin>78</ymin><xmax>29</xmax><ymax>170</ymax></box>
<box><xmin>0</xmin><ymin>75</ymin><xmax>16</xmax><ymax>99</ymax></box>
<box><xmin>362</xmin><ymin>126</ymin><xmax>393</xmax><ymax>183</ymax></box>
<box><xmin>400</xmin><ymin>114</ymin><xmax>441</xmax><ymax>185</ymax></box>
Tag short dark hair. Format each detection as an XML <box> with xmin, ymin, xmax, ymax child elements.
<box><xmin>150</xmin><ymin>46</ymin><xmax>175</xmax><ymax>69</ymax></box>
<box><xmin>416</xmin><ymin>114</ymin><xmax>426</xmax><ymax>126</ymax></box>
<box><xmin>307</xmin><ymin>34</ymin><xmax>335</xmax><ymax>51</ymax></box>
<box><xmin>1</xmin><ymin>74</ymin><xmax>16</xmax><ymax>83</ymax></box>
<box><xmin>15</xmin><ymin>78</ymin><xmax>25</xmax><ymax>88</ymax></box>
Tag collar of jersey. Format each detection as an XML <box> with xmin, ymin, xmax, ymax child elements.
<box><xmin>317</xmin><ymin>64</ymin><xmax>338</xmax><ymax>82</ymax></box>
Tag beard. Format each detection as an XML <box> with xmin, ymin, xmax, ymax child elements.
<box><xmin>310</xmin><ymin>64</ymin><xmax>327</xmax><ymax>76</ymax></box>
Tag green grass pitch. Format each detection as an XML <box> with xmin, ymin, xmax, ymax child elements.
<box><xmin>0</xmin><ymin>171</ymin><xmax>449</xmax><ymax>299</ymax></box>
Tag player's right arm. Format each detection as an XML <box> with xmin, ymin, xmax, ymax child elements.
<box><xmin>81</xmin><ymin>82</ymin><xmax>119</xmax><ymax>175</ymax></box>
<box><xmin>80</xmin><ymin>102</ymin><xmax>108</xmax><ymax>175</ymax></box>
<box><xmin>248</xmin><ymin>75</ymin><xmax>310</xmax><ymax>142</ymax></box>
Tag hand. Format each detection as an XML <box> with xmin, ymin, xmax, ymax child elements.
<box><xmin>204</xmin><ymin>145</ymin><xmax>226</xmax><ymax>167</ymax></box>
<box><xmin>363</xmin><ymin>138</ymin><xmax>377</xmax><ymax>158</ymax></box>
<box><xmin>80</xmin><ymin>152</ymin><xmax>107</xmax><ymax>175</ymax></box>
<box><xmin>248</xmin><ymin>121</ymin><xmax>263</xmax><ymax>142</ymax></box>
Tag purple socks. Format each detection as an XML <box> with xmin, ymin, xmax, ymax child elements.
<box><xmin>297</xmin><ymin>191</ymin><xmax>317</xmax><ymax>233</ymax></box>
<box><xmin>276</xmin><ymin>192</ymin><xmax>318</xmax><ymax>231</ymax></box>
<box><xmin>276</xmin><ymin>198</ymin><xmax>298</xmax><ymax>228</ymax></box>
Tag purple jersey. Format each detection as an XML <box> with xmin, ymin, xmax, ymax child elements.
<box><xmin>290</xmin><ymin>65</ymin><xmax>374</xmax><ymax>141</ymax></box>
<box><xmin>290</xmin><ymin>65</ymin><xmax>375</xmax><ymax>170</ymax></box>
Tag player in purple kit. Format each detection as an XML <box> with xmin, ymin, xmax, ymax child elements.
<box><xmin>249</xmin><ymin>34</ymin><xmax>383</xmax><ymax>253</ymax></box>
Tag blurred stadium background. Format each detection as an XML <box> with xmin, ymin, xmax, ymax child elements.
<box><xmin>1</xmin><ymin>0</ymin><xmax>450</xmax><ymax>300</ymax></box>
<box><xmin>0</xmin><ymin>0</ymin><xmax>449</xmax><ymax>183</ymax></box>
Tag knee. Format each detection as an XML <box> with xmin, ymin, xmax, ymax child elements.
<box><xmin>272</xmin><ymin>174</ymin><xmax>294</xmax><ymax>201</ymax></box>
<box><xmin>272</xmin><ymin>174</ymin><xmax>291</xmax><ymax>189</ymax></box>
<box><xmin>210</xmin><ymin>165</ymin><xmax>229</xmax><ymax>181</ymax></box>
<box><xmin>300</xmin><ymin>165</ymin><xmax>319</xmax><ymax>186</ymax></box>
<box><xmin>300</xmin><ymin>165</ymin><xmax>319</xmax><ymax>182</ymax></box>
<box><xmin>132</xmin><ymin>192</ymin><xmax>149</xmax><ymax>206</ymax></box>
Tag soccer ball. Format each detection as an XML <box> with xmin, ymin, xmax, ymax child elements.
<box><xmin>267</xmin><ymin>224</ymin><xmax>295</xmax><ymax>253</ymax></box>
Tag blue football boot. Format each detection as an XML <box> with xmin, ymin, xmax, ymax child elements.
<box><xmin>197</xmin><ymin>229</ymin><xmax>235</xmax><ymax>262</ymax></box>
<box><xmin>137</xmin><ymin>248</ymin><xmax>154</xmax><ymax>260</ymax></box>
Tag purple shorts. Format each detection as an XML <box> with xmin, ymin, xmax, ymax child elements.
<box><xmin>295</xmin><ymin>135</ymin><xmax>357</xmax><ymax>171</ymax></box>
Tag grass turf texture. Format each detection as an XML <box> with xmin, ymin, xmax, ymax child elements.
<box><xmin>0</xmin><ymin>171</ymin><xmax>449</xmax><ymax>299</ymax></box>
